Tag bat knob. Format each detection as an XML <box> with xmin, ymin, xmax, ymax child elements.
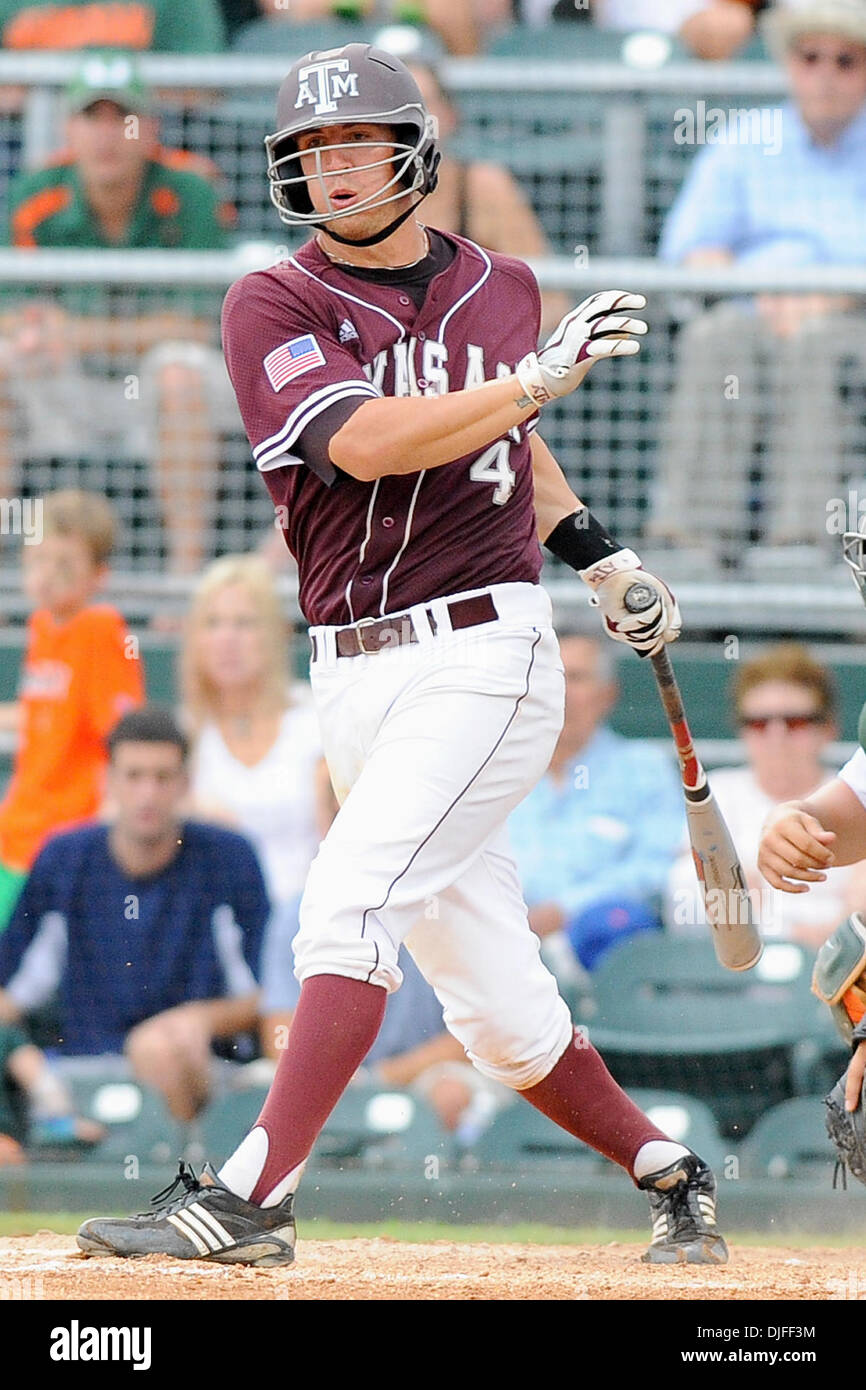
<box><xmin>624</xmin><ymin>581</ymin><xmax>657</xmax><ymax>614</ymax></box>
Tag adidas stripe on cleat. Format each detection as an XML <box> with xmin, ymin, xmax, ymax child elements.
<box><xmin>638</xmin><ymin>1152</ymin><xmax>729</xmax><ymax>1265</ymax></box>
<box><xmin>76</xmin><ymin>1161</ymin><xmax>296</xmax><ymax>1267</ymax></box>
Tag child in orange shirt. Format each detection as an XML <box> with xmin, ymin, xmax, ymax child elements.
<box><xmin>0</xmin><ymin>490</ymin><xmax>144</xmax><ymax>928</ymax></box>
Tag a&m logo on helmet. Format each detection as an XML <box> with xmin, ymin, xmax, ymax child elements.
<box><xmin>294</xmin><ymin>57</ymin><xmax>360</xmax><ymax>117</ymax></box>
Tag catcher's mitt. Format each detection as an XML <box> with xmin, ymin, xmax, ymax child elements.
<box><xmin>825</xmin><ymin>1073</ymin><xmax>866</xmax><ymax>1188</ymax></box>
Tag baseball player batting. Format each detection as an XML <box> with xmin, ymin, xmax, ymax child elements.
<box><xmin>76</xmin><ymin>45</ymin><xmax>728</xmax><ymax>1269</ymax></box>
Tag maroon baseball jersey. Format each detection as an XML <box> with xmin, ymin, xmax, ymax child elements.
<box><xmin>222</xmin><ymin>230</ymin><xmax>544</xmax><ymax>626</ymax></box>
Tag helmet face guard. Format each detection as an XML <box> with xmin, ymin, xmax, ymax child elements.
<box><xmin>265</xmin><ymin>114</ymin><xmax>436</xmax><ymax>229</ymax></box>
<box><xmin>843</xmin><ymin>529</ymin><xmax>866</xmax><ymax>605</ymax></box>
<box><xmin>265</xmin><ymin>44</ymin><xmax>440</xmax><ymax>234</ymax></box>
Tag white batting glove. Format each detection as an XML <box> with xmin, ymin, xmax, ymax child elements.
<box><xmin>579</xmin><ymin>550</ymin><xmax>682</xmax><ymax>657</ymax></box>
<box><xmin>515</xmin><ymin>290</ymin><xmax>647</xmax><ymax>408</ymax></box>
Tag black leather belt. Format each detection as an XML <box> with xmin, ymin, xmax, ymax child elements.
<box><xmin>311</xmin><ymin>592</ymin><xmax>499</xmax><ymax>661</ymax></box>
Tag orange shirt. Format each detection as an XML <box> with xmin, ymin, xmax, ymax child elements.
<box><xmin>0</xmin><ymin>604</ymin><xmax>144</xmax><ymax>870</ymax></box>
<box><xmin>844</xmin><ymin>985</ymin><xmax>866</xmax><ymax>1027</ymax></box>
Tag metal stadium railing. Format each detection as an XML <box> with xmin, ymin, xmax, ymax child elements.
<box><xmin>0</xmin><ymin>252</ymin><xmax>863</xmax><ymax>631</ymax></box>
<box><xmin>0</xmin><ymin>58</ymin><xmax>862</xmax><ymax>634</ymax></box>
<box><xmin>0</xmin><ymin>54</ymin><xmax>790</xmax><ymax>254</ymax></box>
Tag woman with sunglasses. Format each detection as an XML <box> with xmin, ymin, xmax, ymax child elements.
<box><xmin>668</xmin><ymin>642</ymin><xmax>866</xmax><ymax>948</ymax></box>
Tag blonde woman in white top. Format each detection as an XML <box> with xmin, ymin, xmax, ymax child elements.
<box><xmin>182</xmin><ymin>555</ymin><xmax>333</xmax><ymax>914</ymax></box>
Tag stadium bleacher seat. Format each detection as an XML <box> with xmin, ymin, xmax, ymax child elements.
<box><xmin>198</xmin><ymin>1086</ymin><xmax>271</xmax><ymax>1168</ymax></box>
<box><xmin>739</xmin><ymin>1097</ymin><xmax>837</xmax><ymax>1181</ymax></box>
<box><xmin>231</xmin><ymin>18</ymin><xmax>381</xmax><ymax>54</ymax></box>
<box><xmin>230</xmin><ymin>18</ymin><xmax>445</xmax><ymax>58</ymax></box>
<box><xmin>45</xmin><ymin>1074</ymin><xmax>185</xmax><ymax>1166</ymax></box>
<box><xmin>624</xmin><ymin>1088</ymin><xmax>727</xmax><ymax>1173</ymax></box>
<box><xmin>309</xmin><ymin>1083</ymin><xmax>450</xmax><ymax>1169</ymax></box>
<box><xmin>469</xmin><ymin>1088</ymin><xmax>726</xmax><ymax>1172</ymax></box>
<box><xmin>574</xmin><ymin>937</ymin><xmax>840</xmax><ymax>1138</ymax></box>
<box><xmin>470</xmin><ymin>1098</ymin><xmax>600</xmax><ymax>1168</ymax></box>
<box><xmin>484</xmin><ymin>23</ymin><xmax>687</xmax><ymax>62</ymax></box>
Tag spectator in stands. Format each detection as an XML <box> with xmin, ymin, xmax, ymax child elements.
<box><xmin>407</xmin><ymin>61</ymin><xmax>569</xmax><ymax>331</ymax></box>
<box><xmin>0</xmin><ymin>706</ymin><xmax>269</xmax><ymax>1122</ymax></box>
<box><xmin>666</xmin><ymin>643</ymin><xmax>866</xmax><ymax>947</ymax></box>
<box><xmin>651</xmin><ymin>0</ymin><xmax>866</xmax><ymax>558</ymax></box>
<box><xmin>507</xmin><ymin>632</ymin><xmax>684</xmax><ymax>975</ymax></box>
<box><xmin>0</xmin><ymin>0</ymin><xmax>225</xmax><ymax>51</ymax></box>
<box><xmin>260</xmin><ymin>934</ymin><xmax>506</xmax><ymax>1138</ymax></box>
<box><xmin>247</xmin><ymin>0</ymin><xmax>481</xmax><ymax>56</ymax></box>
<box><xmin>589</xmin><ymin>0</ymin><xmax>762</xmax><ymax>59</ymax></box>
<box><xmin>0</xmin><ymin>53</ymin><xmax>240</xmax><ymax>573</ymax></box>
<box><xmin>182</xmin><ymin>555</ymin><xmax>330</xmax><ymax>928</ymax></box>
<box><xmin>0</xmin><ymin>490</ymin><xmax>143</xmax><ymax>934</ymax></box>
<box><xmin>0</xmin><ymin>1021</ymin><xmax>104</xmax><ymax>1164</ymax></box>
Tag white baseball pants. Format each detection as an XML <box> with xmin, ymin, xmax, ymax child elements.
<box><xmin>294</xmin><ymin>581</ymin><xmax>574</xmax><ymax>1090</ymax></box>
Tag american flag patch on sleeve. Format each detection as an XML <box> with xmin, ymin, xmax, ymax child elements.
<box><xmin>263</xmin><ymin>334</ymin><xmax>326</xmax><ymax>391</ymax></box>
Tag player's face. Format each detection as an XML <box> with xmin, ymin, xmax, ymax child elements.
<box><xmin>557</xmin><ymin>636</ymin><xmax>618</xmax><ymax>751</ymax></box>
<box><xmin>738</xmin><ymin>679</ymin><xmax>834</xmax><ymax>779</ymax></box>
<box><xmin>67</xmin><ymin>101</ymin><xmax>154</xmax><ymax>188</ymax></box>
<box><xmin>195</xmin><ymin>582</ymin><xmax>270</xmax><ymax>693</ymax></box>
<box><xmin>296</xmin><ymin>121</ymin><xmax>412</xmax><ymax>235</ymax></box>
<box><xmin>786</xmin><ymin>35</ymin><xmax>866</xmax><ymax>136</ymax></box>
<box><xmin>109</xmin><ymin>742</ymin><xmax>188</xmax><ymax>843</ymax></box>
<box><xmin>23</xmin><ymin>534</ymin><xmax>106</xmax><ymax>619</ymax></box>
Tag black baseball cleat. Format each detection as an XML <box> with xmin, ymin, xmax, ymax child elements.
<box><xmin>638</xmin><ymin>1152</ymin><xmax>729</xmax><ymax>1265</ymax></box>
<box><xmin>76</xmin><ymin>1160</ymin><xmax>296</xmax><ymax>1267</ymax></box>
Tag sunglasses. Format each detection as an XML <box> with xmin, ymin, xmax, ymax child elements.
<box><xmin>739</xmin><ymin>712</ymin><xmax>826</xmax><ymax>732</ymax></box>
<box><xmin>792</xmin><ymin>48</ymin><xmax>866</xmax><ymax>71</ymax></box>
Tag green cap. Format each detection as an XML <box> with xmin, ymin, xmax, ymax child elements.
<box><xmin>66</xmin><ymin>53</ymin><xmax>152</xmax><ymax>116</ymax></box>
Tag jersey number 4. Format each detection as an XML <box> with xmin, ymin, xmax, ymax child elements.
<box><xmin>469</xmin><ymin>441</ymin><xmax>516</xmax><ymax>506</ymax></box>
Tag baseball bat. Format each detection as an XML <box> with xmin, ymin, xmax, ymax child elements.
<box><xmin>623</xmin><ymin>582</ymin><xmax>763</xmax><ymax>972</ymax></box>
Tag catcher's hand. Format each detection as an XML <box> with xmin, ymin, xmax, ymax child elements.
<box><xmin>578</xmin><ymin>552</ymin><xmax>681</xmax><ymax>657</ymax></box>
<box><xmin>846</xmin><ymin>1038</ymin><xmax>866</xmax><ymax>1112</ymax></box>
<box><xmin>826</xmin><ymin>1055</ymin><xmax>866</xmax><ymax>1185</ymax></box>
<box><xmin>757</xmin><ymin>805</ymin><xmax>836</xmax><ymax>893</ymax></box>
<box><xmin>515</xmin><ymin>290</ymin><xmax>647</xmax><ymax>407</ymax></box>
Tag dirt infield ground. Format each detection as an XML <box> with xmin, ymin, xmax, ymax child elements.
<box><xmin>0</xmin><ymin>1232</ymin><xmax>862</xmax><ymax>1299</ymax></box>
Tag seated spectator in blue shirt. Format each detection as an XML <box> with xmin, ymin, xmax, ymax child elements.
<box><xmin>650</xmin><ymin>0</ymin><xmax>866</xmax><ymax>560</ymax></box>
<box><xmin>508</xmin><ymin>633</ymin><xmax>684</xmax><ymax>973</ymax></box>
<box><xmin>0</xmin><ymin>706</ymin><xmax>269</xmax><ymax>1123</ymax></box>
<box><xmin>260</xmin><ymin>915</ymin><xmax>507</xmax><ymax>1139</ymax></box>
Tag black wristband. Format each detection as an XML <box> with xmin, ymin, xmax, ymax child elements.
<box><xmin>544</xmin><ymin>508</ymin><xmax>620</xmax><ymax>573</ymax></box>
